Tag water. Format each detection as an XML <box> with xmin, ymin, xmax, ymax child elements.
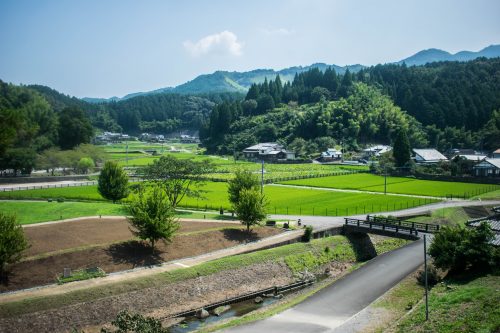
<box><xmin>168</xmin><ymin>296</ymin><xmax>279</xmax><ymax>333</ymax></box>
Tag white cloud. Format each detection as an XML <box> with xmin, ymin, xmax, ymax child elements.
<box><xmin>183</xmin><ymin>31</ymin><xmax>243</xmax><ymax>57</ymax></box>
<box><xmin>260</xmin><ymin>27</ymin><xmax>294</xmax><ymax>36</ymax></box>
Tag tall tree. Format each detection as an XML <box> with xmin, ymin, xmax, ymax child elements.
<box><xmin>58</xmin><ymin>106</ymin><xmax>94</xmax><ymax>149</ymax></box>
<box><xmin>233</xmin><ymin>188</ymin><xmax>267</xmax><ymax>233</ymax></box>
<box><xmin>127</xmin><ymin>186</ymin><xmax>179</xmax><ymax>251</ymax></box>
<box><xmin>0</xmin><ymin>213</ymin><xmax>29</xmax><ymax>277</ymax></box>
<box><xmin>392</xmin><ymin>128</ymin><xmax>411</xmax><ymax>167</ymax></box>
<box><xmin>228</xmin><ymin>169</ymin><xmax>260</xmax><ymax>208</ymax></box>
<box><xmin>98</xmin><ymin>161</ymin><xmax>129</xmax><ymax>203</ymax></box>
<box><xmin>143</xmin><ymin>155</ymin><xmax>214</xmax><ymax>207</ymax></box>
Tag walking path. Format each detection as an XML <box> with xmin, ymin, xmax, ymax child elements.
<box><xmin>269</xmin><ymin>183</ymin><xmax>458</xmax><ymax>201</ymax></box>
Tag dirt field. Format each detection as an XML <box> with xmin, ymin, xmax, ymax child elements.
<box><xmin>1</xmin><ymin>219</ymin><xmax>282</xmax><ymax>292</ymax></box>
<box><xmin>24</xmin><ymin>217</ymin><xmax>241</xmax><ymax>257</ymax></box>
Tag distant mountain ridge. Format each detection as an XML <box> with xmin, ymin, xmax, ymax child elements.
<box><xmin>82</xmin><ymin>45</ymin><xmax>500</xmax><ymax>103</ymax></box>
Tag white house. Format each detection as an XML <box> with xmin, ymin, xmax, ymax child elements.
<box><xmin>413</xmin><ymin>149</ymin><xmax>448</xmax><ymax>163</ymax></box>
<box><xmin>363</xmin><ymin>145</ymin><xmax>392</xmax><ymax>158</ymax></box>
<box><xmin>473</xmin><ymin>158</ymin><xmax>500</xmax><ymax>177</ymax></box>
<box><xmin>321</xmin><ymin>148</ymin><xmax>342</xmax><ymax>161</ymax></box>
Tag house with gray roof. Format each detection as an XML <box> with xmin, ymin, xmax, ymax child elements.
<box><xmin>473</xmin><ymin>158</ymin><xmax>500</xmax><ymax>177</ymax></box>
<box><xmin>243</xmin><ymin>143</ymin><xmax>295</xmax><ymax>161</ymax></box>
<box><xmin>413</xmin><ymin>149</ymin><xmax>448</xmax><ymax>164</ymax></box>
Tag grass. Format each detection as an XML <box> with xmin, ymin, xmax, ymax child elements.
<box><xmin>57</xmin><ymin>267</ymin><xmax>106</xmax><ymax>284</ymax></box>
<box><xmin>281</xmin><ymin>173</ymin><xmax>500</xmax><ymax>198</ymax></box>
<box><xmin>0</xmin><ymin>201</ymin><xmax>127</xmax><ymax>224</ymax></box>
<box><xmin>406</xmin><ymin>207</ymin><xmax>470</xmax><ymax>226</ymax></box>
<box><xmin>393</xmin><ymin>274</ymin><xmax>500</xmax><ymax>333</ymax></box>
<box><xmin>0</xmin><ymin>235</ymin><xmax>407</xmax><ymax>319</ymax></box>
<box><xmin>0</xmin><ymin>181</ymin><xmax>439</xmax><ymax>218</ymax></box>
<box><xmin>474</xmin><ymin>189</ymin><xmax>500</xmax><ymax>200</ymax></box>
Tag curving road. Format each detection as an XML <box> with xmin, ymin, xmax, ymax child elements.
<box><xmin>224</xmin><ymin>199</ymin><xmax>500</xmax><ymax>333</ymax></box>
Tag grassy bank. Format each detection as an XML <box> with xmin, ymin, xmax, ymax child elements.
<box><xmin>0</xmin><ymin>235</ymin><xmax>408</xmax><ymax>319</ymax></box>
<box><xmin>391</xmin><ymin>274</ymin><xmax>500</xmax><ymax>333</ymax></box>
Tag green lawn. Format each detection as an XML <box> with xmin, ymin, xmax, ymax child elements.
<box><xmin>0</xmin><ymin>201</ymin><xmax>127</xmax><ymax>224</ymax></box>
<box><xmin>281</xmin><ymin>173</ymin><xmax>500</xmax><ymax>198</ymax></box>
<box><xmin>394</xmin><ymin>274</ymin><xmax>500</xmax><ymax>333</ymax></box>
<box><xmin>406</xmin><ymin>207</ymin><xmax>470</xmax><ymax>226</ymax></box>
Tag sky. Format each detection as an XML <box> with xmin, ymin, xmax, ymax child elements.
<box><xmin>0</xmin><ymin>0</ymin><xmax>499</xmax><ymax>98</ymax></box>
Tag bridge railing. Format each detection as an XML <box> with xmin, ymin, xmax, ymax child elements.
<box><xmin>366</xmin><ymin>215</ymin><xmax>440</xmax><ymax>233</ymax></box>
<box><xmin>344</xmin><ymin>218</ymin><xmax>419</xmax><ymax>236</ymax></box>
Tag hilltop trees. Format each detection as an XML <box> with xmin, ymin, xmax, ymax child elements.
<box><xmin>58</xmin><ymin>107</ymin><xmax>94</xmax><ymax>149</ymax></box>
<box><xmin>98</xmin><ymin>161</ymin><xmax>129</xmax><ymax>203</ymax></box>
<box><xmin>0</xmin><ymin>213</ymin><xmax>29</xmax><ymax>278</ymax></box>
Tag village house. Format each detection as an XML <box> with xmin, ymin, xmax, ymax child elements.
<box><xmin>473</xmin><ymin>158</ymin><xmax>500</xmax><ymax>177</ymax></box>
<box><xmin>320</xmin><ymin>148</ymin><xmax>342</xmax><ymax>161</ymax></box>
<box><xmin>243</xmin><ymin>143</ymin><xmax>295</xmax><ymax>162</ymax></box>
<box><xmin>413</xmin><ymin>149</ymin><xmax>448</xmax><ymax>164</ymax></box>
<box><xmin>362</xmin><ymin>145</ymin><xmax>392</xmax><ymax>158</ymax></box>
<box><xmin>492</xmin><ymin>148</ymin><xmax>500</xmax><ymax>159</ymax></box>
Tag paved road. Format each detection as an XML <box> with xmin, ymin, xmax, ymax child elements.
<box><xmin>224</xmin><ymin>240</ymin><xmax>425</xmax><ymax>333</ymax></box>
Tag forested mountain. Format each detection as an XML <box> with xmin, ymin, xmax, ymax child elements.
<box><xmin>397</xmin><ymin>45</ymin><xmax>500</xmax><ymax>66</ymax></box>
<box><xmin>81</xmin><ymin>45</ymin><xmax>499</xmax><ymax>102</ymax></box>
<box><xmin>357</xmin><ymin>57</ymin><xmax>500</xmax><ymax>131</ymax></box>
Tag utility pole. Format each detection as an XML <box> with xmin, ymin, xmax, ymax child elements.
<box><xmin>424</xmin><ymin>234</ymin><xmax>429</xmax><ymax>321</ymax></box>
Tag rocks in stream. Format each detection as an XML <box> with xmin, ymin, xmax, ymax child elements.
<box><xmin>213</xmin><ymin>305</ymin><xmax>231</xmax><ymax>316</ymax></box>
<box><xmin>254</xmin><ymin>296</ymin><xmax>264</xmax><ymax>304</ymax></box>
<box><xmin>195</xmin><ymin>308</ymin><xmax>209</xmax><ymax>319</ymax></box>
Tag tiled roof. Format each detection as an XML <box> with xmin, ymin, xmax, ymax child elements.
<box><xmin>413</xmin><ymin>149</ymin><xmax>447</xmax><ymax>161</ymax></box>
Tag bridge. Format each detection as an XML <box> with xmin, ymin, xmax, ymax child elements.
<box><xmin>344</xmin><ymin>215</ymin><xmax>440</xmax><ymax>239</ymax></box>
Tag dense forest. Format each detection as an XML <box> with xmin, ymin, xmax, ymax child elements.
<box><xmin>201</xmin><ymin>58</ymin><xmax>499</xmax><ymax>153</ymax></box>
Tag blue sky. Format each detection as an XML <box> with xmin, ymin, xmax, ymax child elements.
<box><xmin>0</xmin><ymin>0</ymin><xmax>499</xmax><ymax>98</ymax></box>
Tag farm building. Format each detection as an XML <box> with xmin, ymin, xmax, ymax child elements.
<box><xmin>243</xmin><ymin>143</ymin><xmax>295</xmax><ymax>161</ymax></box>
<box><xmin>413</xmin><ymin>149</ymin><xmax>448</xmax><ymax>164</ymax></box>
<box><xmin>472</xmin><ymin>158</ymin><xmax>500</xmax><ymax>177</ymax></box>
<box><xmin>493</xmin><ymin>148</ymin><xmax>500</xmax><ymax>158</ymax></box>
<box><xmin>320</xmin><ymin>148</ymin><xmax>342</xmax><ymax>161</ymax></box>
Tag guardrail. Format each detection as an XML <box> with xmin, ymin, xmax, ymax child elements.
<box><xmin>366</xmin><ymin>215</ymin><xmax>440</xmax><ymax>233</ymax></box>
<box><xmin>344</xmin><ymin>217</ymin><xmax>419</xmax><ymax>236</ymax></box>
<box><xmin>163</xmin><ymin>279</ymin><xmax>315</xmax><ymax>319</ymax></box>
<box><xmin>0</xmin><ymin>181</ymin><xmax>98</xmax><ymax>192</ymax></box>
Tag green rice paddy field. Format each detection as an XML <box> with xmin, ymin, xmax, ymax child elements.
<box><xmin>281</xmin><ymin>173</ymin><xmax>500</xmax><ymax>198</ymax></box>
<box><xmin>0</xmin><ymin>181</ymin><xmax>438</xmax><ymax>218</ymax></box>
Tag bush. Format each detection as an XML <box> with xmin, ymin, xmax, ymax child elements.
<box><xmin>0</xmin><ymin>213</ymin><xmax>29</xmax><ymax>277</ymax></box>
<box><xmin>416</xmin><ymin>265</ymin><xmax>439</xmax><ymax>286</ymax></box>
<box><xmin>303</xmin><ymin>225</ymin><xmax>314</xmax><ymax>242</ymax></box>
<box><xmin>429</xmin><ymin>222</ymin><xmax>496</xmax><ymax>273</ymax></box>
<box><xmin>57</xmin><ymin>197</ymin><xmax>65</xmax><ymax>203</ymax></box>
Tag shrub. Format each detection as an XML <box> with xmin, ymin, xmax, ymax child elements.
<box><xmin>0</xmin><ymin>213</ymin><xmax>29</xmax><ymax>277</ymax></box>
<box><xmin>303</xmin><ymin>225</ymin><xmax>314</xmax><ymax>242</ymax></box>
<box><xmin>416</xmin><ymin>265</ymin><xmax>439</xmax><ymax>286</ymax></box>
<box><xmin>57</xmin><ymin>197</ymin><xmax>65</xmax><ymax>203</ymax></box>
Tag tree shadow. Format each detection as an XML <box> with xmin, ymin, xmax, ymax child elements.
<box><xmin>344</xmin><ymin>231</ymin><xmax>377</xmax><ymax>262</ymax></box>
<box><xmin>222</xmin><ymin>228</ymin><xmax>260</xmax><ymax>243</ymax></box>
<box><xmin>105</xmin><ymin>240</ymin><xmax>164</xmax><ymax>268</ymax></box>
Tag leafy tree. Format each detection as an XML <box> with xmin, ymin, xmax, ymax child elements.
<box><xmin>392</xmin><ymin>128</ymin><xmax>411</xmax><ymax>167</ymax></box>
<box><xmin>37</xmin><ymin>148</ymin><xmax>63</xmax><ymax>175</ymax></box>
<box><xmin>0</xmin><ymin>213</ymin><xmax>29</xmax><ymax>277</ymax></box>
<box><xmin>58</xmin><ymin>107</ymin><xmax>93</xmax><ymax>149</ymax></box>
<box><xmin>314</xmin><ymin>136</ymin><xmax>336</xmax><ymax>152</ymax></box>
<box><xmin>143</xmin><ymin>155</ymin><xmax>214</xmax><ymax>208</ymax></box>
<box><xmin>101</xmin><ymin>310</ymin><xmax>167</xmax><ymax>333</ymax></box>
<box><xmin>228</xmin><ymin>169</ymin><xmax>260</xmax><ymax>207</ymax></box>
<box><xmin>98</xmin><ymin>161</ymin><xmax>129</xmax><ymax>203</ymax></box>
<box><xmin>127</xmin><ymin>186</ymin><xmax>179</xmax><ymax>251</ymax></box>
<box><xmin>233</xmin><ymin>188</ymin><xmax>267</xmax><ymax>233</ymax></box>
<box><xmin>77</xmin><ymin>157</ymin><xmax>94</xmax><ymax>174</ymax></box>
<box><xmin>0</xmin><ymin>148</ymin><xmax>37</xmax><ymax>175</ymax></box>
<box><xmin>429</xmin><ymin>222</ymin><xmax>496</xmax><ymax>273</ymax></box>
